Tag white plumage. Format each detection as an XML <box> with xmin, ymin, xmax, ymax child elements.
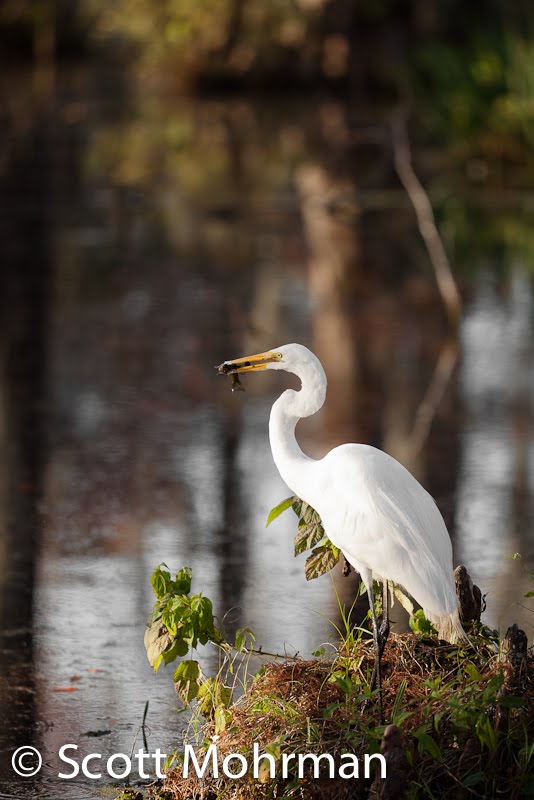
<box><xmin>221</xmin><ymin>342</ymin><xmax>465</xmax><ymax>644</ymax></box>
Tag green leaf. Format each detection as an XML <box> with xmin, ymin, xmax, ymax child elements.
<box><xmin>392</xmin><ymin>710</ymin><xmax>412</xmax><ymax>727</ymax></box>
<box><xmin>304</xmin><ymin>544</ymin><xmax>340</xmax><ymax>581</ymax></box>
<box><xmin>525</xmin><ymin>591</ymin><xmax>534</xmax><ymax>597</ymax></box>
<box><xmin>496</xmin><ymin>694</ymin><xmax>525</xmax><ymax>709</ymax></box>
<box><xmin>163</xmin><ymin>637</ymin><xmax>189</xmax><ymax>662</ymax></box>
<box><xmin>309</xmin><ymin>506</ymin><xmax>323</xmax><ymax>524</ymax></box>
<box><xmin>161</xmin><ymin>608</ymin><xmax>178</xmax><ymax>636</ymax></box>
<box><xmin>198</xmin><ymin>595</ymin><xmax>214</xmax><ymax>628</ymax></box>
<box><xmin>151</xmin><ymin>564</ymin><xmax>172</xmax><ymax>599</ymax></box>
<box><xmin>266</xmin><ymin>496</ymin><xmax>297</xmax><ymax>527</ymax></box>
<box><xmin>414</xmin><ymin>730</ymin><xmax>442</xmax><ymax>761</ymax></box>
<box><xmin>197</xmin><ymin>678</ymin><xmax>233</xmax><ymax>719</ymax></box>
<box><xmin>291</xmin><ymin>498</ymin><xmax>303</xmax><ymax>517</ymax></box>
<box><xmin>197</xmin><ymin>679</ymin><xmax>216</xmax><ymax>718</ymax></box>
<box><xmin>409</xmin><ymin>609</ymin><xmax>437</xmax><ymax>636</ymax></box>
<box><xmin>433</xmin><ymin>711</ymin><xmax>445</xmax><ymax>733</ymax></box>
<box><xmin>475</xmin><ymin>715</ymin><xmax>497</xmax><ymax>753</ymax></box>
<box><xmin>172</xmin><ymin>566</ymin><xmax>192</xmax><ymax>595</ymax></box>
<box><xmin>174</xmin><ymin>660</ymin><xmax>201</xmax><ymax>704</ymax></box>
<box><xmin>292</xmin><ymin>499</ymin><xmax>322</xmax><ymax>523</ymax></box>
<box><xmin>462</xmin><ymin>772</ymin><xmax>485</xmax><ymax>787</ymax></box>
<box><xmin>463</xmin><ymin>663</ymin><xmax>482</xmax><ymax>682</ymax></box>
<box><xmin>234</xmin><ymin>627</ymin><xmax>255</xmax><ymax>652</ymax></box>
<box><xmin>170</xmin><ymin>594</ymin><xmax>189</xmax><ymax>614</ymax></box>
<box><xmin>294</xmin><ymin>521</ymin><xmax>325</xmax><ymax>555</ymax></box>
<box><xmin>391</xmin><ymin>678</ymin><xmax>407</xmax><ymax>722</ymax></box>
<box><xmin>181</xmin><ymin>621</ymin><xmax>196</xmax><ymax>646</ymax></box>
<box><xmin>215</xmin><ymin>706</ymin><xmax>232</xmax><ymax>733</ymax></box>
<box><xmin>334</xmin><ymin>675</ymin><xmax>354</xmax><ymax>695</ymax></box>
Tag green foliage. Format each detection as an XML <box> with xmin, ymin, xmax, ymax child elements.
<box><xmin>145</xmin><ymin>566</ymin><xmax>270</xmax><ymax>729</ymax></box>
<box><xmin>234</xmin><ymin>627</ymin><xmax>255</xmax><ymax>653</ymax></box>
<box><xmin>173</xmin><ymin>659</ymin><xmax>202</xmax><ymax>704</ymax></box>
<box><xmin>64</xmin><ymin>0</ymin><xmax>534</xmax><ymax>157</ymax></box>
<box><xmin>294</xmin><ymin>515</ymin><xmax>325</xmax><ymax>556</ymax></box>
<box><xmin>409</xmin><ymin>608</ymin><xmax>438</xmax><ymax>637</ymax></box>
<box><xmin>497</xmin><ymin>38</ymin><xmax>534</xmax><ymax>146</ymax></box>
<box><xmin>267</xmin><ymin>495</ymin><xmax>340</xmax><ymax>580</ymax></box>
<box><xmin>445</xmin><ymin>669</ymin><xmax>505</xmax><ymax>755</ymax></box>
<box><xmin>81</xmin><ymin>0</ymin><xmax>314</xmax><ymax>86</ymax></box>
<box><xmin>145</xmin><ymin>563</ymin><xmax>228</xmax><ymax>713</ymax></box>
<box><xmin>413</xmin><ymin>725</ymin><xmax>442</xmax><ymax>761</ymax></box>
<box><xmin>291</xmin><ymin>499</ymin><xmax>324</xmax><ymax>544</ymax></box>
<box><xmin>266</xmin><ymin>496</ymin><xmax>295</xmax><ymax>527</ymax></box>
<box><xmin>195</xmin><ymin>676</ymin><xmax>235</xmax><ymax>734</ymax></box>
<box><xmin>146</xmin><ymin>563</ymin><xmax>222</xmax><ymax>675</ymax></box>
<box><xmin>391</xmin><ymin>678</ymin><xmax>411</xmax><ymax>728</ymax></box>
<box><xmin>304</xmin><ymin>545</ymin><xmax>340</xmax><ymax>582</ymax></box>
<box><xmin>412</xmin><ymin>38</ymin><xmax>507</xmax><ymax>142</ymax></box>
<box><xmin>143</xmin><ymin>563</ymin><xmax>533</xmax><ymax>800</ymax></box>
<box><xmin>151</xmin><ymin>564</ymin><xmax>192</xmax><ymax>598</ymax></box>
<box><xmin>114</xmin><ymin>790</ymin><xmax>144</xmax><ymax>800</ymax></box>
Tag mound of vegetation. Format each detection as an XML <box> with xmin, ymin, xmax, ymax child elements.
<box><xmin>157</xmin><ymin>627</ymin><xmax>532</xmax><ymax>800</ymax></box>
<box><xmin>138</xmin><ymin>522</ymin><xmax>533</xmax><ymax>800</ymax></box>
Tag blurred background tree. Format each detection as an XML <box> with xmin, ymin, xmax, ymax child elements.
<box><xmin>1</xmin><ymin>0</ymin><xmax>533</xmax><ymax>154</ymax></box>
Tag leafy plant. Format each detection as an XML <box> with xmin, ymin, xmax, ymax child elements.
<box><xmin>145</xmin><ymin>564</ymin><xmax>222</xmax><ymax>672</ymax></box>
<box><xmin>145</xmin><ymin>564</ymin><xmax>265</xmax><ymax>730</ymax></box>
<box><xmin>267</xmin><ymin>495</ymin><xmax>340</xmax><ymax>580</ymax></box>
<box><xmin>145</xmin><ymin>563</ymin><xmax>232</xmax><ymax>714</ymax></box>
<box><xmin>142</xmin><ymin>560</ymin><xmax>533</xmax><ymax>800</ymax></box>
<box><xmin>409</xmin><ymin>609</ymin><xmax>438</xmax><ymax>637</ymax></box>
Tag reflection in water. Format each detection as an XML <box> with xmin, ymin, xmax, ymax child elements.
<box><xmin>456</xmin><ymin>270</ymin><xmax>534</xmax><ymax>640</ymax></box>
<box><xmin>0</xmin><ymin>74</ymin><xmax>533</xmax><ymax>797</ymax></box>
<box><xmin>0</xmin><ymin>110</ymin><xmax>52</xmax><ymax>795</ymax></box>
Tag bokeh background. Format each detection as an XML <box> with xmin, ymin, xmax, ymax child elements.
<box><xmin>1</xmin><ymin>1</ymin><xmax>534</xmax><ymax>796</ymax></box>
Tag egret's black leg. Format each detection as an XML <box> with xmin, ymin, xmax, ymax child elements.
<box><xmin>380</xmin><ymin>580</ymin><xmax>390</xmax><ymax>649</ymax></box>
<box><xmin>371</xmin><ymin>582</ymin><xmax>390</xmax><ymax>698</ymax></box>
<box><xmin>366</xmin><ymin>582</ymin><xmax>384</xmax><ymax>723</ymax></box>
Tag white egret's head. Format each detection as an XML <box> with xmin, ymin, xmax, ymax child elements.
<box><xmin>217</xmin><ymin>343</ymin><xmax>315</xmax><ymax>375</ymax></box>
<box><xmin>217</xmin><ymin>343</ymin><xmax>326</xmax><ymax>426</ymax></box>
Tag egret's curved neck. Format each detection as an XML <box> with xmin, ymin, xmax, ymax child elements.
<box><xmin>268</xmin><ymin>359</ymin><xmax>326</xmax><ymax>503</ymax></box>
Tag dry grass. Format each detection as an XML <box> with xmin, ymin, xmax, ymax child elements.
<box><xmin>157</xmin><ymin>632</ymin><xmax>533</xmax><ymax>800</ymax></box>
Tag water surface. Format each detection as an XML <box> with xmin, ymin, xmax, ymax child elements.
<box><xmin>1</xmin><ymin>72</ymin><xmax>533</xmax><ymax>798</ymax></box>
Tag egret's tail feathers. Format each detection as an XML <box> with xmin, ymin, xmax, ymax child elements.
<box><xmin>437</xmin><ymin>608</ymin><xmax>467</xmax><ymax>644</ymax></box>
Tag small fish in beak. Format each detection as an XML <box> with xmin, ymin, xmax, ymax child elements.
<box><xmin>230</xmin><ymin>372</ymin><xmax>245</xmax><ymax>392</ymax></box>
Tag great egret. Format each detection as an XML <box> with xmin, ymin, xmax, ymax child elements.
<box><xmin>218</xmin><ymin>343</ymin><xmax>466</xmax><ymax>711</ymax></box>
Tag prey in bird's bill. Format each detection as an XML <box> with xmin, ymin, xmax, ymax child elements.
<box><xmin>216</xmin><ymin>360</ymin><xmax>245</xmax><ymax>392</ymax></box>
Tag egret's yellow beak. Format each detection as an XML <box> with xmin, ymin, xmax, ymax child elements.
<box><xmin>217</xmin><ymin>350</ymin><xmax>282</xmax><ymax>375</ymax></box>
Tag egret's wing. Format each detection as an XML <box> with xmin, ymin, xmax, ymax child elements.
<box><xmin>319</xmin><ymin>445</ymin><xmax>457</xmax><ymax>618</ymax></box>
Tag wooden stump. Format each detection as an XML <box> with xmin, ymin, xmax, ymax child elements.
<box><xmin>369</xmin><ymin>724</ymin><xmax>408</xmax><ymax>800</ymax></box>
<box><xmin>454</xmin><ymin>564</ymin><xmax>482</xmax><ymax>625</ymax></box>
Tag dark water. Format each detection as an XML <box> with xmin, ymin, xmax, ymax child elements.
<box><xmin>0</xmin><ymin>70</ymin><xmax>533</xmax><ymax>798</ymax></box>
